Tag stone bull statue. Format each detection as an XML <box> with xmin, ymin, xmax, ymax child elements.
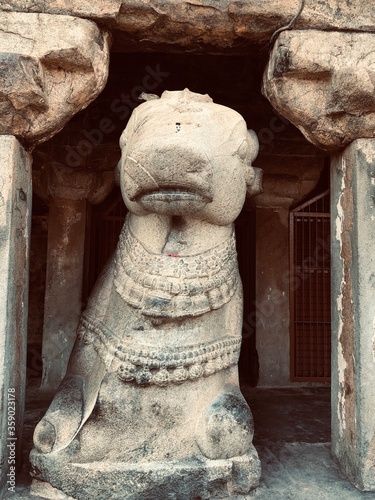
<box><xmin>30</xmin><ymin>89</ymin><xmax>263</xmax><ymax>499</ymax></box>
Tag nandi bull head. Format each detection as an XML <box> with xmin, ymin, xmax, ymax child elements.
<box><xmin>119</xmin><ymin>89</ymin><xmax>261</xmax><ymax>222</ymax></box>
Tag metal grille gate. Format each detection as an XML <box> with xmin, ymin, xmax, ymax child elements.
<box><xmin>290</xmin><ymin>190</ymin><xmax>331</xmax><ymax>382</ymax></box>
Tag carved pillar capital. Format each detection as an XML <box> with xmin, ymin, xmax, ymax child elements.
<box><xmin>0</xmin><ymin>12</ymin><xmax>110</xmax><ymax>147</ymax></box>
<box><xmin>262</xmin><ymin>30</ymin><xmax>375</xmax><ymax>151</ymax></box>
<box><xmin>33</xmin><ymin>164</ymin><xmax>114</xmax><ymax>204</ymax></box>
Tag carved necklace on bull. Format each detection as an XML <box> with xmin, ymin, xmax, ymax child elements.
<box><xmin>113</xmin><ymin>217</ymin><xmax>239</xmax><ymax>319</ymax></box>
<box><xmin>78</xmin><ymin>218</ymin><xmax>242</xmax><ymax>386</ymax></box>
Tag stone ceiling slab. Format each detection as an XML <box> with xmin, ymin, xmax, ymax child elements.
<box><xmin>262</xmin><ymin>30</ymin><xmax>375</xmax><ymax>151</ymax></box>
<box><xmin>0</xmin><ymin>13</ymin><xmax>110</xmax><ymax>147</ymax></box>
<box><xmin>1</xmin><ymin>1</ymin><xmax>375</xmax><ymax>52</ymax></box>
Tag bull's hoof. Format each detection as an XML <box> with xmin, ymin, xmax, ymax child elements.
<box><xmin>195</xmin><ymin>388</ymin><xmax>254</xmax><ymax>459</ymax></box>
<box><xmin>33</xmin><ymin>419</ymin><xmax>57</xmax><ymax>454</ymax></box>
<box><xmin>33</xmin><ymin>375</ymin><xmax>85</xmax><ymax>454</ymax></box>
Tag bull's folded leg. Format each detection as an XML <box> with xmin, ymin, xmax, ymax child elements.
<box><xmin>33</xmin><ymin>342</ymin><xmax>105</xmax><ymax>454</ymax></box>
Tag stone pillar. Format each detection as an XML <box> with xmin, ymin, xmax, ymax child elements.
<box><xmin>262</xmin><ymin>30</ymin><xmax>375</xmax><ymax>153</ymax></box>
<box><xmin>331</xmin><ymin>139</ymin><xmax>375</xmax><ymax>491</ymax></box>
<box><xmin>255</xmin><ymin>207</ymin><xmax>290</xmax><ymax>386</ymax></box>
<box><xmin>41</xmin><ymin>198</ymin><xmax>88</xmax><ymax>391</ymax></box>
<box><xmin>0</xmin><ymin>137</ymin><xmax>31</xmax><ymax>492</ymax></box>
<box><xmin>35</xmin><ymin>165</ymin><xmax>114</xmax><ymax>391</ymax></box>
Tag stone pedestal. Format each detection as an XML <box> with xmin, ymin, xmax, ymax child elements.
<box><xmin>31</xmin><ymin>446</ymin><xmax>260</xmax><ymax>500</ymax></box>
<box><xmin>41</xmin><ymin>198</ymin><xmax>87</xmax><ymax>391</ymax></box>
<box><xmin>0</xmin><ymin>136</ymin><xmax>31</xmax><ymax>492</ymax></box>
<box><xmin>331</xmin><ymin>139</ymin><xmax>375</xmax><ymax>491</ymax></box>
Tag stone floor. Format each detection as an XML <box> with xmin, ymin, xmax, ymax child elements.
<box><xmin>5</xmin><ymin>383</ymin><xmax>375</xmax><ymax>499</ymax></box>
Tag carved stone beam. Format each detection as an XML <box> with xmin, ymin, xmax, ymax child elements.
<box><xmin>0</xmin><ymin>12</ymin><xmax>110</xmax><ymax>147</ymax></box>
<box><xmin>262</xmin><ymin>30</ymin><xmax>375</xmax><ymax>151</ymax></box>
<box><xmin>1</xmin><ymin>1</ymin><xmax>375</xmax><ymax>53</ymax></box>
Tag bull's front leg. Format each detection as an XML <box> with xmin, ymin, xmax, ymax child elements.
<box><xmin>33</xmin><ymin>338</ymin><xmax>106</xmax><ymax>454</ymax></box>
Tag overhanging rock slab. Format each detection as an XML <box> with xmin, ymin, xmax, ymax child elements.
<box><xmin>263</xmin><ymin>30</ymin><xmax>375</xmax><ymax>151</ymax></box>
<box><xmin>0</xmin><ymin>12</ymin><xmax>110</xmax><ymax>146</ymax></box>
<box><xmin>1</xmin><ymin>1</ymin><xmax>375</xmax><ymax>52</ymax></box>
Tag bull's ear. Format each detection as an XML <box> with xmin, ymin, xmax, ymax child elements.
<box><xmin>245</xmin><ymin>129</ymin><xmax>262</xmax><ymax>197</ymax></box>
<box><xmin>247</xmin><ymin>129</ymin><xmax>259</xmax><ymax>164</ymax></box>
<box><xmin>139</xmin><ymin>92</ymin><xmax>160</xmax><ymax>101</ymax></box>
<box><xmin>246</xmin><ymin>166</ymin><xmax>263</xmax><ymax>197</ymax></box>
<box><xmin>118</xmin><ymin>110</ymin><xmax>138</xmax><ymax>184</ymax></box>
<box><xmin>114</xmin><ymin>160</ymin><xmax>121</xmax><ymax>185</ymax></box>
<box><xmin>119</xmin><ymin>110</ymin><xmax>138</xmax><ymax>149</ymax></box>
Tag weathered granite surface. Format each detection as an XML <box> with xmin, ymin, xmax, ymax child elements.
<box><xmin>0</xmin><ymin>13</ymin><xmax>110</xmax><ymax>146</ymax></box>
<box><xmin>1</xmin><ymin>1</ymin><xmax>375</xmax><ymax>52</ymax></box>
<box><xmin>262</xmin><ymin>30</ymin><xmax>375</xmax><ymax>151</ymax></box>
<box><xmin>30</xmin><ymin>90</ymin><xmax>262</xmax><ymax>499</ymax></box>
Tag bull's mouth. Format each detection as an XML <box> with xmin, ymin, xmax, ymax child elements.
<box><xmin>136</xmin><ymin>187</ymin><xmax>212</xmax><ymax>204</ymax></box>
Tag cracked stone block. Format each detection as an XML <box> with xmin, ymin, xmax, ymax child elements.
<box><xmin>0</xmin><ymin>12</ymin><xmax>110</xmax><ymax>146</ymax></box>
<box><xmin>262</xmin><ymin>30</ymin><xmax>375</xmax><ymax>151</ymax></box>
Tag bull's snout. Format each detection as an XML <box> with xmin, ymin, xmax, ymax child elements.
<box><xmin>122</xmin><ymin>140</ymin><xmax>214</xmax><ymax>203</ymax></box>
